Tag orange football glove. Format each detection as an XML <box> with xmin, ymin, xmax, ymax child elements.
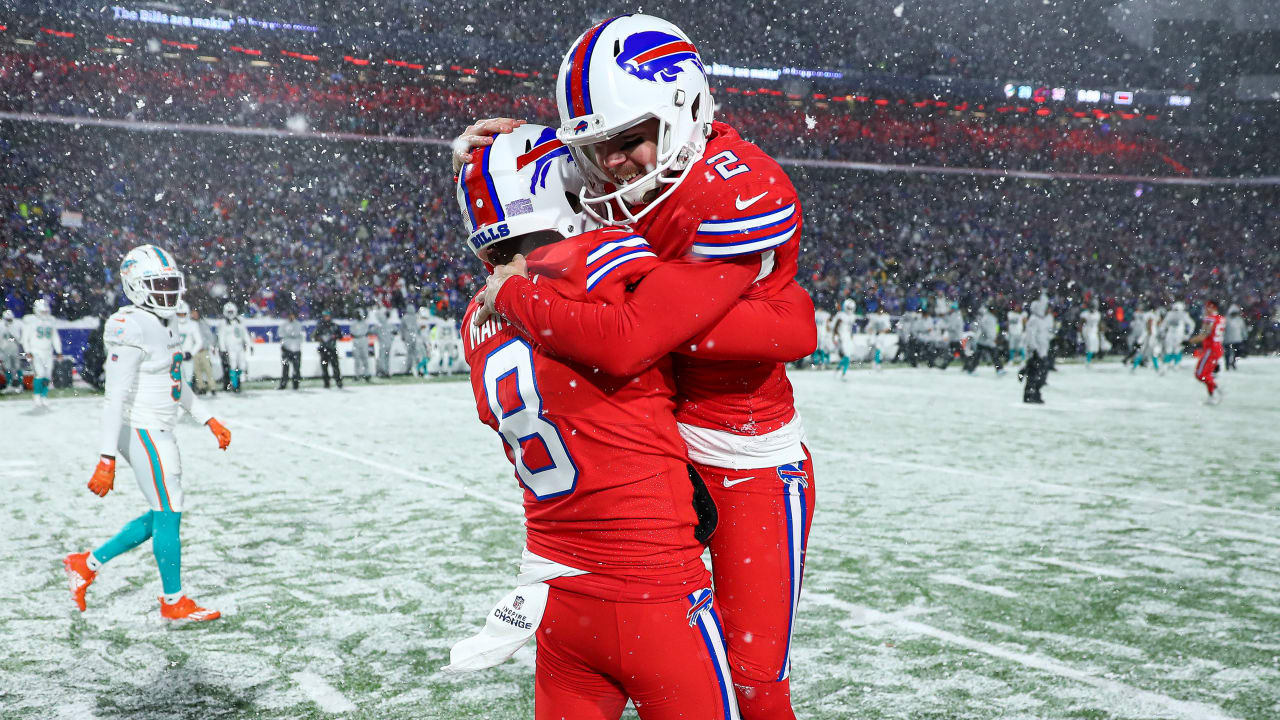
<box><xmin>88</xmin><ymin>457</ymin><xmax>116</xmax><ymax>497</ymax></box>
<box><xmin>206</xmin><ymin>418</ymin><xmax>231</xmax><ymax>450</ymax></box>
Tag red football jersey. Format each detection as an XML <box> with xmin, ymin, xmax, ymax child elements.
<box><xmin>632</xmin><ymin>121</ymin><xmax>804</xmax><ymax>435</ymax></box>
<box><xmin>1202</xmin><ymin>313</ymin><xmax>1225</xmax><ymax>351</ymax></box>
<box><xmin>462</xmin><ymin>227</ymin><xmax>708</xmax><ymax>602</ymax></box>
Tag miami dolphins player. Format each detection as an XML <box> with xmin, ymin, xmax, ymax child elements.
<box><xmin>21</xmin><ymin>298</ymin><xmax>61</xmax><ymax>408</ymax></box>
<box><xmin>63</xmin><ymin>245</ymin><xmax>232</xmax><ymax>622</ymax></box>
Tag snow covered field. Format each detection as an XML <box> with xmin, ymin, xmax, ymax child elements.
<box><xmin>1</xmin><ymin>358</ymin><xmax>1277</xmax><ymax>719</ymax></box>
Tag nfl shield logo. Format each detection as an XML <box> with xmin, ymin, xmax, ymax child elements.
<box><xmin>512</xmin><ymin>595</ymin><xmax>524</xmax><ymax>610</ymax></box>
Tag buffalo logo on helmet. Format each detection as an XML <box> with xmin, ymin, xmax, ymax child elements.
<box><xmin>515</xmin><ymin>127</ymin><xmax>574</xmax><ymax>194</ymax></box>
<box><xmin>572</xmin><ymin>119</ymin><xmax>589</xmax><ymax>134</ymax></box>
<box><xmin>616</xmin><ymin>31</ymin><xmax>703</xmax><ymax>83</ymax></box>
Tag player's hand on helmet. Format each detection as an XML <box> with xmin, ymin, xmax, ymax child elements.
<box><xmin>206</xmin><ymin>418</ymin><xmax>231</xmax><ymax>450</ymax></box>
<box><xmin>88</xmin><ymin>456</ymin><xmax>116</xmax><ymax>497</ymax></box>
<box><xmin>451</xmin><ymin>118</ymin><xmax>527</xmax><ymax>173</ymax></box>
<box><xmin>475</xmin><ymin>254</ymin><xmax>529</xmax><ymax>327</ymax></box>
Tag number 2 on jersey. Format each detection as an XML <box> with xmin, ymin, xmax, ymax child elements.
<box><xmin>481</xmin><ymin>338</ymin><xmax>578</xmax><ymax>500</ymax></box>
<box><xmin>706</xmin><ymin>150</ymin><xmax>750</xmax><ymax>180</ymax></box>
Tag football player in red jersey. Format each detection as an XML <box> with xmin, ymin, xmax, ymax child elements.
<box><xmin>451</xmin><ymin>123</ymin><xmax>819</xmax><ymax>720</ymax></box>
<box><xmin>458</xmin><ymin>15</ymin><xmax>818</xmax><ymax>719</ymax></box>
<box><xmin>1187</xmin><ymin>299</ymin><xmax>1226</xmax><ymax>404</ymax></box>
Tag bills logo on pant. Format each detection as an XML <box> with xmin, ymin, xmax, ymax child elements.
<box><xmin>616</xmin><ymin>31</ymin><xmax>703</xmax><ymax>82</ymax></box>
<box><xmin>515</xmin><ymin>127</ymin><xmax>574</xmax><ymax>194</ymax></box>
<box><xmin>777</xmin><ymin>461</ymin><xmax>808</xmax><ymax>487</ymax></box>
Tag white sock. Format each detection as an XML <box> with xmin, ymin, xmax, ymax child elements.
<box><xmin>163</xmin><ymin>591</ymin><xmax>184</xmax><ymax>605</ymax></box>
<box><xmin>85</xmin><ymin>553</ymin><xmax>103</xmax><ymax>571</ymax></box>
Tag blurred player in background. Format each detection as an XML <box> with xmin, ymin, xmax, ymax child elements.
<box><xmin>1022</xmin><ymin>294</ymin><xmax>1052</xmax><ymax>403</ymax></box>
<box><xmin>63</xmin><ymin>244</ymin><xmax>231</xmax><ymax>622</ymax></box>
<box><xmin>349</xmin><ymin>309</ymin><xmax>372</xmax><ymax>382</ymax></box>
<box><xmin>1187</xmin><ymin>299</ymin><xmax>1226</xmax><ymax>404</ymax></box>
<box><xmin>1006</xmin><ymin>301</ymin><xmax>1027</xmax><ymax>365</ymax></box>
<box><xmin>21</xmin><ymin>299</ymin><xmax>61</xmax><ymax>408</ymax></box>
<box><xmin>1131</xmin><ymin>304</ymin><xmax>1161</xmax><ymax>373</ymax></box>
<box><xmin>964</xmin><ymin>303</ymin><xmax>1004</xmax><ymax>374</ymax></box>
<box><xmin>833</xmin><ymin>298</ymin><xmax>857</xmax><ymax>378</ymax></box>
<box><xmin>1080</xmin><ymin>298</ymin><xmax>1103</xmax><ymax>368</ymax></box>
<box><xmin>0</xmin><ymin>308</ymin><xmax>21</xmax><ymax>393</ymax></box>
<box><xmin>313</xmin><ymin>309</ymin><xmax>343</xmax><ymax>389</ymax></box>
<box><xmin>865</xmin><ymin>305</ymin><xmax>892</xmax><ymax>371</ymax></box>
<box><xmin>400</xmin><ymin>304</ymin><xmax>421</xmax><ymax>375</ymax></box>
<box><xmin>449</xmin><ymin>126</ymin><xmax>743</xmax><ymax>720</ymax></box>
<box><xmin>1160</xmin><ymin>301</ymin><xmax>1192</xmax><ymax>372</ymax></box>
<box><xmin>278</xmin><ymin>311</ymin><xmax>304</xmax><ymax>390</ymax></box>
<box><xmin>1224</xmin><ymin>304</ymin><xmax>1247</xmax><ymax>370</ymax></box>
<box><xmin>174</xmin><ymin>301</ymin><xmax>202</xmax><ymax>392</ymax></box>
<box><xmin>220</xmin><ymin>302</ymin><xmax>250</xmax><ymax>392</ymax></box>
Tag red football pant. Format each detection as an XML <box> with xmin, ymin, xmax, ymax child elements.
<box><xmin>535</xmin><ymin>586</ymin><xmax>739</xmax><ymax>720</ymax></box>
<box><xmin>697</xmin><ymin>446</ymin><xmax>816</xmax><ymax>720</ymax></box>
<box><xmin>1196</xmin><ymin>349</ymin><xmax>1221</xmax><ymax>395</ymax></box>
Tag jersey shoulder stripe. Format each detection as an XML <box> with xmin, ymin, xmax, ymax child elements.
<box><xmin>691</xmin><ymin>203</ymin><xmax>799</xmax><ymax>258</ymax></box>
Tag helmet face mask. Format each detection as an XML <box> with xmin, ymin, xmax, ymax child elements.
<box><xmin>556</xmin><ymin>14</ymin><xmax>713</xmax><ymax>226</ymax></box>
<box><xmin>223</xmin><ymin>302</ymin><xmax>238</xmax><ymax>320</ymax></box>
<box><xmin>121</xmin><ymin>245</ymin><xmax>185</xmax><ymax>319</ymax></box>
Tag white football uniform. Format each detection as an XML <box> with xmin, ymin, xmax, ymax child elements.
<box><xmin>1161</xmin><ymin>307</ymin><xmax>1191</xmax><ymax>357</ymax></box>
<box><xmin>21</xmin><ymin>314</ymin><xmax>61</xmax><ymax>378</ymax></box>
<box><xmin>832</xmin><ymin>310</ymin><xmax>858</xmax><ymax>358</ymax></box>
<box><xmin>1006</xmin><ymin>311</ymin><xmax>1026</xmax><ymax>351</ymax></box>
<box><xmin>175</xmin><ymin>316</ymin><xmax>204</xmax><ymax>387</ymax></box>
<box><xmin>1081</xmin><ymin>309</ymin><xmax>1102</xmax><ymax>354</ymax></box>
<box><xmin>219</xmin><ymin>317</ymin><xmax>250</xmax><ymax>372</ymax></box>
<box><xmin>101</xmin><ymin>306</ymin><xmax>213</xmax><ymax>512</ymax></box>
<box><xmin>0</xmin><ymin>317</ymin><xmax>21</xmax><ymax>379</ymax></box>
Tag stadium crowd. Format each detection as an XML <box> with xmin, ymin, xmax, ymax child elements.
<box><xmin>4</xmin><ymin>51</ymin><xmax>1267</xmax><ymax>177</ymax></box>
<box><xmin>2</xmin><ymin>119</ymin><xmax>1275</xmax><ymax>356</ymax></box>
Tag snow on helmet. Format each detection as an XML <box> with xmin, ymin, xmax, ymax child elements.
<box><xmin>121</xmin><ymin>245</ymin><xmax>184</xmax><ymax>318</ymax></box>
<box><xmin>556</xmin><ymin>14</ymin><xmax>712</xmax><ymax>225</ymax></box>
<box><xmin>223</xmin><ymin>302</ymin><xmax>238</xmax><ymax>320</ymax></box>
<box><xmin>456</xmin><ymin>124</ymin><xmax>586</xmax><ymax>262</ymax></box>
<box><xmin>2</xmin><ymin>309</ymin><xmax>13</xmax><ymax>321</ymax></box>
<box><xmin>175</xmin><ymin>300</ymin><xmax>190</xmax><ymax>318</ymax></box>
<box><xmin>33</xmin><ymin>298</ymin><xmax>51</xmax><ymax>316</ymax></box>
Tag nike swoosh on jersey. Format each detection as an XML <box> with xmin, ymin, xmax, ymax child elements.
<box><xmin>722</xmin><ymin>476</ymin><xmax>754</xmax><ymax>488</ymax></box>
<box><xmin>734</xmin><ymin>192</ymin><xmax>768</xmax><ymax>211</ymax></box>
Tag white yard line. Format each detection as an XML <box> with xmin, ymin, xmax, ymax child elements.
<box><xmin>929</xmin><ymin>573</ymin><xmax>1020</xmax><ymax>598</ymax></box>
<box><xmin>1213</xmin><ymin>529</ymin><xmax>1280</xmax><ymax>546</ymax></box>
<box><xmin>290</xmin><ymin>671</ymin><xmax>357</xmax><ymax>714</ymax></box>
<box><xmin>234</xmin><ymin>420</ymin><xmax>524</xmax><ymax>514</ymax></box>
<box><xmin>812</xmin><ymin>447</ymin><xmax>1279</xmax><ymax>523</ymax></box>
<box><xmin>1130</xmin><ymin>543</ymin><xmax>1221</xmax><ymax>562</ymax></box>
<box><xmin>805</xmin><ymin>592</ymin><xmax>1241</xmax><ymax>720</ymax></box>
<box><xmin>1027</xmin><ymin>556</ymin><xmax>1129</xmax><ymax>579</ymax></box>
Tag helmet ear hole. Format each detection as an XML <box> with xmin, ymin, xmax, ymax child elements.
<box><xmin>613</xmin><ymin>38</ymin><xmax>621</xmax><ymax>56</ymax></box>
<box><xmin>690</xmin><ymin>95</ymin><xmax>700</xmax><ymax>122</ymax></box>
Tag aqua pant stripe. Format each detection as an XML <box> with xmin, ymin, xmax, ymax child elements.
<box><xmin>137</xmin><ymin>429</ymin><xmax>171</xmax><ymax>512</ymax></box>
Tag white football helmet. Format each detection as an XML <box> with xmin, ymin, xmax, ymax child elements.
<box><xmin>223</xmin><ymin>302</ymin><xmax>238</xmax><ymax>320</ymax></box>
<box><xmin>418</xmin><ymin>306</ymin><xmax>432</xmax><ymax>320</ymax></box>
<box><xmin>33</xmin><ymin>299</ymin><xmax>51</xmax><ymax>317</ymax></box>
<box><xmin>456</xmin><ymin>124</ymin><xmax>587</xmax><ymax>262</ymax></box>
<box><xmin>1172</xmin><ymin>301</ymin><xmax>1185</xmax><ymax>312</ymax></box>
<box><xmin>2</xmin><ymin>309</ymin><xmax>13</xmax><ymax>321</ymax></box>
<box><xmin>175</xmin><ymin>300</ymin><xmax>190</xmax><ymax>319</ymax></box>
<box><xmin>120</xmin><ymin>245</ymin><xmax>184</xmax><ymax>318</ymax></box>
<box><xmin>841</xmin><ymin>298</ymin><xmax>856</xmax><ymax>314</ymax></box>
<box><xmin>555</xmin><ymin>14</ymin><xmax>713</xmax><ymax>225</ymax></box>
